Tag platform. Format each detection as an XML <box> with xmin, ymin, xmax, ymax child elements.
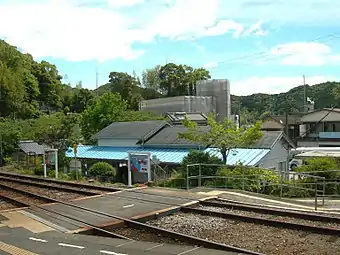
<box><xmin>1</xmin><ymin>188</ymin><xmax>212</xmax><ymax>233</ymax></box>
<box><xmin>0</xmin><ymin>211</ymin><xmax>238</xmax><ymax>255</ymax></box>
<box><xmin>195</xmin><ymin>188</ymin><xmax>340</xmax><ymax>213</ymax></box>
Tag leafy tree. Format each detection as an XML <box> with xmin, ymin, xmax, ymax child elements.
<box><xmin>158</xmin><ymin>63</ymin><xmax>211</xmax><ymax>97</ymax></box>
<box><xmin>142</xmin><ymin>65</ymin><xmax>162</xmax><ymax>92</ymax></box>
<box><xmin>81</xmin><ymin>93</ymin><xmax>127</xmax><ymax>142</ymax></box>
<box><xmin>181</xmin><ymin>150</ymin><xmax>222</xmax><ymax>176</ymax></box>
<box><xmin>178</xmin><ymin>114</ymin><xmax>264</xmax><ymax>164</ymax></box>
<box><xmin>32</xmin><ymin>60</ymin><xmax>63</xmax><ymax>110</ymax></box>
<box><xmin>159</xmin><ymin>63</ymin><xmax>186</xmax><ymax>97</ymax></box>
<box><xmin>71</xmin><ymin>88</ymin><xmax>94</xmax><ymax>113</ymax></box>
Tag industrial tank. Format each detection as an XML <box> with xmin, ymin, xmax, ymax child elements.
<box><xmin>196</xmin><ymin>79</ymin><xmax>231</xmax><ymax>121</ymax></box>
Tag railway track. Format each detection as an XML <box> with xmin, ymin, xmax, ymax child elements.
<box><xmin>101</xmin><ymin>190</ymin><xmax>340</xmax><ymax>230</ymax></box>
<box><xmin>0</xmin><ymin>171</ymin><xmax>120</xmax><ymax>194</ymax></box>
<box><xmin>0</xmin><ymin>194</ymin><xmax>28</xmax><ymax>210</ymax></box>
<box><xmin>0</xmin><ymin>183</ymin><xmax>260</xmax><ymax>255</ymax></box>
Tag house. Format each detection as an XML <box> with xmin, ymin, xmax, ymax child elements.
<box><xmin>68</xmin><ymin>116</ymin><xmax>295</xmax><ymax>173</ymax></box>
<box><xmin>262</xmin><ymin>114</ymin><xmax>303</xmax><ymax>142</ymax></box>
<box><xmin>297</xmin><ymin>108</ymin><xmax>340</xmax><ymax>147</ymax></box>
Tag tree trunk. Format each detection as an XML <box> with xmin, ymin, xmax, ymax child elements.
<box><xmin>221</xmin><ymin>148</ymin><xmax>230</xmax><ymax>165</ymax></box>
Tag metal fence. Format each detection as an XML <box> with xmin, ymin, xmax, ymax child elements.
<box><xmin>185</xmin><ymin>163</ymin><xmax>326</xmax><ymax>210</ymax></box>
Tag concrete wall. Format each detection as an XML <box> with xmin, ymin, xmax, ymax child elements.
<box><xmin>140</xmin><ymin>96</ymin><xmax>215</xmax><ymax>116</ymax></box>
<box><xmin>258</xmin><ymin>139</ymin><xmax>289</xmax><ymax>171</ymax></box>
<box><xmin>98</xmin><ymin>138</ymin><xmax>140</xmax><ymax>147</ymax></box>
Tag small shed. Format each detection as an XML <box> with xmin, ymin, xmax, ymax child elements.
<box><xmin>16</xmin><ymin>140</ymin><xmax>45</xmax><ymax>166</ymax></box>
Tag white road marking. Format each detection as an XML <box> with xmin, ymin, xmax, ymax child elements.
<box><xmin>100</xmin><ymin>250</ymin><xmax>128</xmax><ymax>255</ymax></box>
<box><xmin>177</xmin><ymin>247</ymin><xmax>200</xmax><ymax>255</ymax></box>
<box><xmin>122</xmin><ymin>204</ymin><xmax>134</xmax><ymax>208</ymax></box>
<box><xmin>115</xmin><ymin>240</ymin><xmax>135</xmax><ymax>247</ymax></box>
<box><xmin>145</xmin><ymin>243</ymin><xmax>164</xmax><ymax>250</ymax></box>
<box><xmin>29</xmin><ymin>237</ymin><xmax>48</xmax><ymax>243</ymax></box>
<box><xmin>58</xmin><ymin>243</ymin><xmax>85</xmax><ymax>249</ymax></box>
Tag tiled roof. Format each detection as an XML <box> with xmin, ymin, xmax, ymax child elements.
<box><xmin>94</xmin><ymin>120</ymin><xmax>169</xmax><ymax>140</ymax></box>
<box><xmin>18</xmin><ymin>141</ymin><xmax>44</xmax><ymax>155</ymax></box>
<box><xmin>205</xmin><ymin>148</ymin><xmax>270</xmax><ymax>166</ymax></box>
<box><xmin>65</xmin><ymin>145</ymin><xmax>269</xmax><ymax>166</ymax></box>
<box><xmin>143</xmin><ymin>125</ymin><xmax>210</xmax><ymax>147</ymax></box>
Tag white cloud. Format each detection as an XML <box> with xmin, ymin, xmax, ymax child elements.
<box><xmin>270</xmin><ymin>42</ymin><xmax>340</xmax><ymax>66</ymax></box>
<box><xmin>203</xmin><ymin>20</ymin><xmax>244</xmax><ymax>38</ymax></box>
<box><xmin>0</xmin><ymin>0</ymin><xmax>265</xmax><ymax>62</ymax></box>
<box><xmin>107</xmin><ymin>0</ymin><xmax>145</xmax><ymax>8</ymax></box>
<box><xmin>242</xmin><ymin>20</ymin><xmax>267</xmax><ymax>37</ymax></box>
<box><xmin>217</xmin><ymin>0</ymin><xmax>340</xmax><ymax>26</ymax></box>
<box><xmin>232</xmin><ymin>76</ymin><xmax>339</xmax><ymax>96</ymax></box>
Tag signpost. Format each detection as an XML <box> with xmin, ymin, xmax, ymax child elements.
<box><xmin>73</xmin><ymin>143</ymin><xmax>78</xmax><ymax>181</ymax></box>
<box><xmin>127</xmin><ymin>152</ymin><xmax>151</xmax><ymax>187</ymax></box>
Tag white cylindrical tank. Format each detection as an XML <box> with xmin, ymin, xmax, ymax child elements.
<box><xmin>299</xmin><ymin>124</ymin><xmax>306</xmax><ymax>137</ymax></box>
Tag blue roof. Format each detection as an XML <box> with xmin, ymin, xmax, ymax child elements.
<box><xmin>205</xmin><ymin>148</ymin><xmax>270</xmax><ymax>166</ymax></box>
<box><xmin>66</xmin><ymin>146</ymin><xmax>269</xmax><ymax>166</ymax></box>
<box><xmin>65</xmin><ymin>146</ymin><xmax>190</xmax><ymax>164</ymax></box>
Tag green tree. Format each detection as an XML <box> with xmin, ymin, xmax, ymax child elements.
<box><xmin>71</xmin><ymin>88</ymin><xmax>94</xmax><ymax>113</ymax></box>
<box><xmin>142</xmin><ymin>65</ymin><xmax>161</xmax><ymax>92</ymax></box>
<box><xmin>181</xmin><ymin>150</ymin><xmax>222</xmax><ymax>176</ymax></box>
<box><xmin>183</xmin><ymin>65</ymin><xmax>211</xmax><ymax>95</ymax></box>
<box><xmin>159</xmin><ymin>63</ymin><xmax>186</xmax><ymax>97</ymax></box>
<box><xmin>158</xmin><ymin>63</ymin><xmax>211</xmax><ymax>97</ymax></box>
<box><xmin>109</xmin><ymin>71</ymin><xmax>139</xmax><ymax>109</ymax></box>
<box><xmin>32</xmin><ymin>60</ymin><xmax>63</xmax><ymax>111</ymax></box>
<box><xmin>178</xmin><ymin>114</ymin><xmax>264</xmax><ymax>164</ymax></box>
<box><xmin>81</xmin><ymin>92</ymin><xmax>127</xmax><ymax>142</ymax></box>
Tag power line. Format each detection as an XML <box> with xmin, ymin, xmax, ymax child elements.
<box><xmin>212</xmin><ymin>32</ymin><xmax>340</xmax><ymax>68</ymax></box>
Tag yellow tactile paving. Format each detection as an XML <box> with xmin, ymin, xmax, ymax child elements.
<box><xmin>0</xmin><ymin>241</ymin><xmax>39</xmax><ymax>255</ymax></box>
<box><xmin>1</xmin><ymin>211</ymin><xmax>53</xmax><ymax>233</ymax></box>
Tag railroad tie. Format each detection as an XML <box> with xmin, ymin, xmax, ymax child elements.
<box><xmin>0</xmin><ymin>241</ymin><xmax>39</xmax><ymax>255</ymax></box>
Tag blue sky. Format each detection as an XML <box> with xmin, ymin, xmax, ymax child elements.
<box><xmin>0</xmin><ymin>0</ymin><xmax>339</xmax><ymax>95</ymax></box>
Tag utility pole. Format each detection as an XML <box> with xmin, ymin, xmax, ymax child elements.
<box><xmin>96</xmin><ymin>68</ymin><xmax>99</xmax><ymax>89</ymax></box>
<box><xmin>303</xmin><ymin>74</ymin><xmax>306</xmax><ymax>112</ymax></box>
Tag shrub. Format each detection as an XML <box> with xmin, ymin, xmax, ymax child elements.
<box><xmin>296</xmin><ymin>157</ymin><xmax>338</xmax><ymax>179</ymax></box>
<box><xmin>181</xmin><ymin>150</ymin><xmax>223</xmax><ymax>177</ymax></box>
<box><xmin>154</xmin><ymin>171</ymin><xmax>186</xmax><ymax>189</ymax></box>
<box><xmin>34</xmin><ymin>166</ymin><xmax>44</xmax><ymax>175</ymax></box>
<box><xmin>204</xmin><ymin>165</ymin><xmax>280</xmax><ymax>193</ymax></box>
<box><xmin>89</xmin><ymin>162</ymin><xmax>116</xmax><ymax>177</ymax></box>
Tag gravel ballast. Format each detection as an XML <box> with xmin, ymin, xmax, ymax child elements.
<box><xmin>0</xmin><ymin>181</ymin><xmax>83</xmax><ymax>201</ymax></box>
<box><xmin>199</xmin><ymin>205</ymin><xmax>340</xmax><ymax>229</ymax></box>
<box><xmin>1</xmin><ymin>188</ymin><xmax>49</xmax><ymax>205</ymax></box>
<box><xmin>147</xmin><ymin>212</ymin><xmax>340</xmax><ymax>255</ymax></box>
<box><xmin>0</xmin><ymin>198</ymin><xmax>19</xmax><ymax>210</ymax></box>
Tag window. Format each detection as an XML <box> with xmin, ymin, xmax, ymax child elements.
<box><xmin>310</xmin><ymin>123</ymin><xmax>316</xmax><ymax>133</ymax></box>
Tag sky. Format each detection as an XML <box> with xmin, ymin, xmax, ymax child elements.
<box><xmin>0</xmin><ymin>0</ymin><xmax>340</xmax><ymax>96</ymax></box>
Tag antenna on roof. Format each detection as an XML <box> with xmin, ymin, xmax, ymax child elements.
<box><xmin>96</xmin><ymin>67</ymin><xmax>99</xmax><ymax>89</ymax></box>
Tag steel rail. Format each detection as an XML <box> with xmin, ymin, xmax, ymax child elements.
<box><xmin>181</xmin><ymin>207</ymin><xmax>340</xmax><ymax>236</ymax></box>
<box><xmin>0</xmin><ymin>171</ymin><xmax>120</xmax><ymax>192</ymax></box>
<box><xmin>0</xmin><ymin>182</ymin><xmax>262</xmax><ymax>255</ymax></box>
<box><xmin>0</xmin><ymin>176</ymin><xmax>100</xmax><ymax>196</ymax></box>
